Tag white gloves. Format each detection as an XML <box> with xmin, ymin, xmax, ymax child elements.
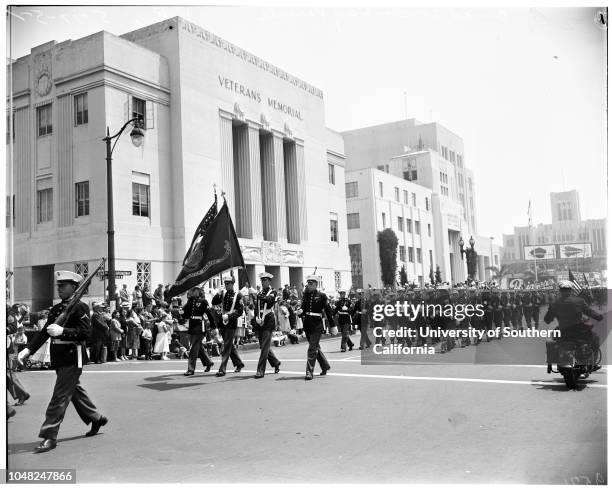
<box><xmin>222</xmin><ymin>314</ymin><xmax>229</xmax><ymax>323</ymax></box>
<box><xmin>342</xmin><ymin>306</ymin><xmax>348</xmax><ymax>311</ymax></box>
<box><xmin>17</xmin><ymin>348</ymin><xmax>30</xmax><ymax>365</ymax></box>
<box><xmin>47</xmin><ymin>324</ymin><xmax>64</xmax><ymax>337</ymax></box>
<box><xmin>255</xmin><ymin>317</ymin><xmax>263</xmax><ymax>326</ymax></box>
<box><xmin>296</xmin><ymin>309</ymin><xmax>303</xmax><ymax>315</ymax></box>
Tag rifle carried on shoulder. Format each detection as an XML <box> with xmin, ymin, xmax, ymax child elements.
<box><xmin>53</xmin><ymin>260</ymin><xmax>105</xmax><ymax>327</ymax></box>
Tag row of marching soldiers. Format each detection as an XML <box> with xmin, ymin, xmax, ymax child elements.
<box><xmin>325</xmin><ymin>286</ymin><xmax>606</xmax><ymax>353</ymax></box>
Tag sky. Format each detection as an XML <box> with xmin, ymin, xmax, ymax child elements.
<box><xmin>6</xmin><ymin>4</ymin><xmax>608</xmax><ymax>244</ymax></box>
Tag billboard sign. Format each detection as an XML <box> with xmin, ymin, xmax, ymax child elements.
<box><xmin>524</xmin><ymin>245</ymin><xmax>555</xmax><ymax>260</ymax></box>
<box><xmin>559</xmin><ymin>243</ymin><xmax>592</xmax><ymax>259</ymax></box>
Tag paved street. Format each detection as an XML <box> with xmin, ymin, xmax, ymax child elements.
<box><xmin>7</xmin><ymin>315</ymin><xmax>607</xmax><ymax>485</ymax></box>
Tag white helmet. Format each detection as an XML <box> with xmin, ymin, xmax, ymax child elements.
<box><xmin>557</xmin><ymin>280</ymin><xmax>573</xmax><ymax>290</ymax></box>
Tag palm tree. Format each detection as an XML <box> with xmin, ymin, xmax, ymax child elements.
<box><xmin>485</xmin><ymin>264</ymin><xmax>512</xmax><ymax>287</ymax></box>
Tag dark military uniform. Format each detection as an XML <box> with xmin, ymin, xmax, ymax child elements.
<box><xmin>491</xmin><ymin>292</ymin><xmax>503</xmax><ymax>331</ymax></box>
<box><xmin>521</xmin><ymin>292</ymin><xmax>533</xmax><ymax>328</ymax></box>
<box><xmin>251</xmin><ymin>287</ymin><xmax>281</xmax><ymax>377</ymax></box>
<box><xmin>354</xmin><ymin>297</ymin><xmax>372</xmax><ymax>349</ymax></box>
<box><xmin>183</xmin><ymin>296</ymin><xmax>216</xmax><ymax>373</ymax></box>
<box><xmin>211</xmin><ymin>289</ymin><xmax>245</xmax><ymax>375</ymax></box>
<box><xmin>299</xmin><ymin>288</ymin><xmax>334</xmax><ymax>378</ymax></box>
<box><xmin>501</xmin><ymin>292</ymin><xmax>512</xmax><ymax>330</ymax></box>
<box><xmin>530</xmin><ymin>291</ymin><xmax>541</xmax><ymax>328</ymax></box>
<box><xmin>510</xmin><ymin>293</ymin><xmax>522</xmax><ymax>330</ymax></box>
<box><xmin>26</xmin><ymin>299</ymin><xmax>103</xmax><ymax>440</ymax></box>
<box><xmin>333</xmin><ymin>296</ymin><xmax>354</xmax><ymax>351</ymax></box>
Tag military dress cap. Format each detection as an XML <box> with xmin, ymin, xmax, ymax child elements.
<box><xmin>92</xmin><ymin>301</ymin><xmax>106</xmax><ymax>309</ymax></box>
<box><xmin>356</xmin><ymin>289</ymin><xmax>363</xmax><ymax>293</ymax></box>
<box><xmin>56</xmin><ymin>270</ymin><xmax>83</xmax><ymax>284</ymax></box>
<box><xmin>259</xmin><ymin>272</ymin><xmax>274</xmax><ymax>280</ymax></box>
<box><xmin>306</xmin><ymin>275</ymin><xmax>319</xmax><ymax>283</ymax></box>
<box><xmin>558</xmin><ymin>280</ymin><xmax>573</xmax><ymax>290</ymax></box>
<box><xmin>338</xmin><ymin>289</ymin><xmax>347</xmax><ymax>294</ymax></box>
<box><xmin>222</xmin><ymin>274</ymin><xmax>235</xmax><ymax>283</ymax></box>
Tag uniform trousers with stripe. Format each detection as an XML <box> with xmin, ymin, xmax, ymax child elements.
<box><xmin>187</xmin><ymin>333</ymin><xmax>214</xmax><ymax>372</ymax></box>
<box><xmin>255</xmin><ymin>328</ymin><xmax>280</xmax><ymax>376</ymax></box>
<box><xmin>39</xmin><ymin>365</ymin><xmax>101</xmax><ymax>440</ymax></box>
<box><xmin>304</xmin><ymin>318</ymin><xmax>330</xmax><ymax>376</ymax></box>
<box><xmin>218</xmin><ymin>327</ymin><xmax>244</xmax><ymax>374</ymax></box>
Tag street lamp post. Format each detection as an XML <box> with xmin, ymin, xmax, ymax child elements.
<box><xmin>103</xmin><ymin>118</ymin><xmax>145</xmax><ymax>306</ymax></box>
<box><xmin>459</xmin><ymin>235</ymin><xmax>478</xmax><ymax>282</ymax></box>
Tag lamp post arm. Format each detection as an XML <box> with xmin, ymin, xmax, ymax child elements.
<box><xmin>103</xmin><ymin>117</ymin><xmax>142</xmax><ymax>156</ymax></box>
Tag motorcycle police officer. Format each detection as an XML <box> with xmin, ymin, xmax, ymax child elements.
<box><xmin>297</xmin><ymin>275</ymin><xmax>335</xmax><ymax>380</ymax></box>
<box><xmin>18</xmin><ymin>271</ymin><xmax>108</xmax><ymax>453</ymax></box>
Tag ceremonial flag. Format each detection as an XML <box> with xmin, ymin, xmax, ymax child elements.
<box><xmin>182</xmin><ymin>195</ymin><xmax>218</xmax><ymax>266</ymax></box>
<box><xmin>568</xmin><ymin>269</ymin><xmax>582</xmax><ymax>293</ymax></box>
<box><xmin>582</xmin><ymin>272</ymin><xmax>590</xmax><ymax>289</ymax></box>
<box><xmin>165</xmin><ymin>200</ymin><xmax>245</xmax><ymax>300</ymax></box>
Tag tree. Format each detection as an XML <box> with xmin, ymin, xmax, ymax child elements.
<box><xmin>435</xmin><ymin>265</ymin><xmax>442</xmax><ymax>284</ymax></box>
<box><xmin>377</xmin><ymin>229</ymin><xmax>399</xmax><ymax>287</ymax></box>
<box><xmin>399</xmin><ymin>265</ymin><xmax>408</xmax><ymax>286</ymax></box>
<box><xmin>485</xmin><ymin>264</ymin><xmax>512</xmax><ymax>287</ymax></box>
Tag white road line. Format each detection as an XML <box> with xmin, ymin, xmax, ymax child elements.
<box><xmin>33</xmin><ymin>369</ymin><xmax>606</xmax><ymax>388</ymax></box>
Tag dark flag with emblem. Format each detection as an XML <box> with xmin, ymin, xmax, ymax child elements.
<box><xmin>165</xmin><ymin>199</ymin><xmax>245</xmax><ymax>300</ymax></box>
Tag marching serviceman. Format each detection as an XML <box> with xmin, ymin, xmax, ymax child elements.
<box><xmin>354</xmin><ymin>289</ymin><xmax>372</xmax><ymax>349</ymax></box>
<box><xmin>183</xmin><ymin>286</ymin><xmax>216</xmax><ymax>376</ymax></box>
<box><xmin>334</xmin><ymin>289</ymin><xmax>354</xmax><ymax>352</ymax></box>
<box><xmin>251</xmin><ymin>272</ymin><xmax>281</xmax><ymax>378</ymax></box>
<box><xmin>17</xmin><ymin>271</ymin><xmax>108</xmax><ymax>453</ymax></box>
<box><xmin>297</xmin><ymin>275</ymin><xmax>335</xmax><ymax>380</ymax></box>
<box><xmin>212</xmin><ymin>275</ymin><xmax>245</xmax><ymax>376</ymax></box>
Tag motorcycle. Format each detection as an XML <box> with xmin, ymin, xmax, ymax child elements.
<box><xmin>546</xmin><ymin>321</ymin><xmax>602</xmax><ymax>390</ymax></box>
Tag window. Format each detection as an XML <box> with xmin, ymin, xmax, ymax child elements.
<box><xmin>382</xmin><ymin>213</ymin><xmax>386</xmax><ymax>228</ymax></box>
<box><xmin>37</xmin><ymin>104</ymin><xmax>52</xmax><ymax>136</ymax></box>
<box><xmin>404</xmin><ymin>170</ymin><xmax>417</xmax><ymax>181</ymax></box>
<box><xmin>345</xmin><ymin>181</ymin><xmax>358</xmax><ymax>198</ymax></box>
<box><xmin>349</xmin><ymin>244</ymin><xmax>363</xmax><ymax>289</ymax></box>
<box><xmin>399</xmin><ymin>246</ymin><xmax>406</xmax><ymax>262</ymax></box>
<box><xmin>379</xmin><ymin>182</ymin><xmax>384</xmax><ymax>198</ymax></box>
<box><xmin>347</xmin><ymin>213</ymin><xmax>360</xmax><ymax>229</ymax></box>
<box><xmin>428</xmin><ymin>223</ymin><xmax>431</xmax><ymax>237</ymax></box>
<box><xmin>132</xmin><ymin>97</ymin><xmax>146</xmax><ymax>128</ymax></box>
<box><xmin>132</xmin><ymin>182</ymin><xmax>150</xmax><ymax>217</ymax></box>
<box><xmin>403</xmin><ymin>190</ymin><xmax>408</xmax><ymax>204</ymax></box>
<box><xmin>397</xmin><ymin>217</ymin><xmax>404</xmax><ymax>231</ymax></box>
<box><xmin>334</xmin><ymin>271</ymin><xmax>341</xmax><ymax>291</ymax></box>
<box><xmin>330</xmin><ymin>213</ymin><xmax>338</xmax><ymax>242</ymax></box>
<box><xmin>75</xmin><ymin>181</ymin><xmax>90</xmax><ymax>217</ymax></box>
<box><xmin>416</xmin><ymin>248</ymin><xmax>422</xmax><ymax>263</ymax></box>
<box><xmin>6</xmin><ymin>113</ymin><xmax>14</xmax><ymax>143</ymax></box>
<box><xmin>328</xmin><ymin>163</ymin><xmax>335</xmax><ymax>185</ymax></box>
<box><xmin>74</xmin><ymin>93</ymin><xmax>88</xmax><ymax>125</ymax></box>
<box><xmin>408</xmin><ymin>247</ymin><xmax>414</xmax><ymax>262</ymax></box>
<box><xmin>394</xmin><ymin>187</ymin><xmax>400</xmax><ymax>202</ymax></box>
<box><xmin>137</xmin><ymin>262</ymin><xmax>151</xmax><ymax>289</ymax></box>
<box><xmin>407</xmin><ymin>219</ymin><xmax>412</xmax><ymax>233</ymax></box>
<box><xmin>415</xmin><ymin>221</ymin><xmax>420</xmax><ymax>235</ymax></box>
<box><xmin>412</xmin><ymin>193</ymin><xmax>416</xmax><ymax>207</ymax></box>
<box><xmin>425</xmin><ymin>197</ymin><xmax>430</xmax><ymax>211</ymax></box>
<box><xmin>6</xmin><ymin>195</ymin><xmax>14</xmax><ymax>228</ymax></box>
<box><xmin>75</xmin><ymin>263</ymin><xmax>89</xmax><ymax>278</ymax></box>
<box><xmin>37</xmin><ymin>188</ymin><xmax>53</xmax><ymax>223</ymax></box>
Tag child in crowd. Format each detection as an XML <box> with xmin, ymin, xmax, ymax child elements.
<box><xmin>141</xmin><ymin>324</ymin><xmax>153</xmax><ymax>360</ymax></box>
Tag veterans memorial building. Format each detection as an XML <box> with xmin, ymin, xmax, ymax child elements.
<box><xmin>6</xmin><ymin>17</ymin><xmax>351</xmax><ymax>309</ymax></box>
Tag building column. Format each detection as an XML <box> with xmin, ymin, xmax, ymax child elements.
<box><xmin>272</xmin><ymin>132</ymin><xmax>287</xmax><ymax>242</ymax></box>
<box><xmin>260</xmin><ymin>131</ymin><xmax>277</xmax><ymax>242</ymax></box>
<box><xmin>295</xmin><ymin>141</ymin><xmax>308</xmax><ymax>241</ymax></box>
<box><xmin>14</xmin><ymin>107</ymin><xmax>31</xmax><ymax>234</ymax></box>
<box><xmin>219</xmin><ymin>113</ymin><xmax>235</xmax><ymax>220</ymax></box>
<box><xmin>279</xmin><ymin>266</ymin><xmax>290</xmax><ymax>288</ymax></box>
<box><xmin>283</xmin><ymin>141</ymin><xmax>300</xmax><ymax>244</ymax></box>
<box><xmin>247</xmin><ymin>122</ymin><xmax>263</xmax><ymax>241</ymax></box>
<box><xmin>56</xmin><ymin>94</ymin><xmax>73</xmax><ymax>228</ymax></box>
<box><xmin>233</xmin><ymin>124</ymin><xmax>251</xmax><ymax>238</ymax></box>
